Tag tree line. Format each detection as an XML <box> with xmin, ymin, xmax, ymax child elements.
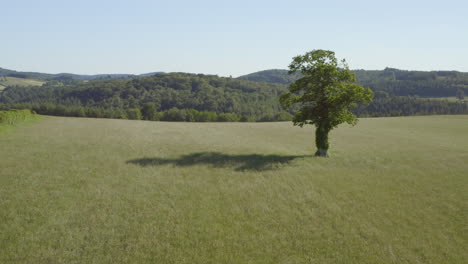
<box><xmin>0</xmin><ymin>72</ymin><xmax>467</xmax><ymax>122</ymax></box>
<box><xmin>0</xmin><ymin>104</ymin><xmax>294</xmax><ymax>122</ymax></box>
<box><xmin>355</xmin><ymin>96</ymin><xmax>468</xmax><ymax>117</ymax></box>
<box><xmin>0</xmin><ymin>73</ymin><xmax>289</xmax><ymax>119</ymax></box>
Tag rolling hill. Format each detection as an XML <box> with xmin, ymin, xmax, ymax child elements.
<box><xmin>1</xmin><ymin>67</ymin><xmax>467</xmax><ymax>120</ymax></box>
<box><xmin>1</xmin><ymin>72</ymin><xmax>467</xmax><ymax>120</ymax></box>
<box><xmin>238</xmin><ymin>68</ymin><xmax>468</xmax><ymax>97</ymax></box>
<box><xmin>0</xmin><ymin>73</ymin><xmax>289</xmax><ymax>119</ymax></box>
<box><xmin>0</xmin><ymin>67</ymin><xmax>162</xmax><ymax>81</ymax></box>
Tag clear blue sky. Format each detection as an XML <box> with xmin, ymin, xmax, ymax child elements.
<box><xmin>2</xmin><ymin>0</ymin><xmax>467</xmax><ymax>76</ymax></box>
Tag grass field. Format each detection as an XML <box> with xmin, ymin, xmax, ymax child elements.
<box><xmin>0</xmin><ymin>76</ymin><xmax>45</xmax><ymax>90</ymax></box>
<box><xmin>0</xmin><ymin>116</ymin><xmax>467</xmax><ymax>263</ymax></box>
<box><xmin>0</xmin><ymin>110</ymin><xmax>41</xmax><ymax>133</ymax></box>
<box><xmin>425</xmin><ymin>96</ymin><xmax>467</xmax><ymax>103</ymax></box>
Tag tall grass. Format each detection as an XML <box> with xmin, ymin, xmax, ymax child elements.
<box><xmin>0</xmin><ymin>116</ymin><xmax>467</xmax><ymax>263</ymax></box>
<box><xmin>0</xmin><ymin>109</ymin><xmax>36</xmax><ymax>126</ymax></box>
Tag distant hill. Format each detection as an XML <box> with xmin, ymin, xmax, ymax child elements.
<box><xmin>0</xmin><ymin>67</ymin><xmax>162</xmax><ymax>81</ymax></box>
<box><xmin>238</xmin><ymin>68</ymin><xmax>468</xmax><ymax>97</ymax></box>
<box><xmin>4</xmin><ymin>66</ymin><xmax>468</xmax><ymax>98</ymax></box>
<box><xmin>1</xmin><ymin>71</ymin><xmax>467</xmax><ymax>120</ymax></box>
<box><xmin>0</xmin><ymin>73</ymin><xmax>289</xmax><ymax>119</ymax></box>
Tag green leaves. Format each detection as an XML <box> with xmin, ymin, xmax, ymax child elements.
<box><xmin>281</xmin><ymin>49</ymin><xmax>374</xmax><ymax>129</ymax></box>
<box><xmin>288</xmin><ymin>50</ymin><xmax>338</xmax><ymax>76</ymax></box>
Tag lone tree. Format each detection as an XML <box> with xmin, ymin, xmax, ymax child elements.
<box><xmin>280</xmin><ymin>49</ymin><xmax>373</xmax><ymax>157</ymax></box>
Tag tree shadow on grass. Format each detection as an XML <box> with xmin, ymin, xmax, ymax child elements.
<box><xmin>127</xmin><ymin>152</ymin><xmax>310</xmax><ymax>171</ymax></box>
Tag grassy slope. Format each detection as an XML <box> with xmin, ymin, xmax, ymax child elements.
<box><xmin>0</xmin><ymin>76</ymin><xmax>45</xmax><ymax>89</ymax></box>
<box><xmin>0</xmin><ymin>116</ymin><xmax>467</xmax><ymax>263</ymax></box>
<box><xmin>425</xmin><ymin>96</ymin><xmax>468</xmax><ymax>103</ymax></box>
<box><xmin>0</xmin><ymin>114</ymin><xmax>43</xmax><ymax>133</ymax></box>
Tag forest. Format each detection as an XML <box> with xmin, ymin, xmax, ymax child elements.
<box><xmin>239</xmin><ymin>68</ymin><xmax>468</xmax><ymax>97</ymax></box>
<box><xmin>0</xmin><ymin>70</ymin><xmax>467</xmax><ymax>121</ymax></box>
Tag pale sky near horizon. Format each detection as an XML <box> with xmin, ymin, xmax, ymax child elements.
<box><xmin>2</xmin><ymin>0</ymin><xmax>467</xmax><ymax>77</ymax></box>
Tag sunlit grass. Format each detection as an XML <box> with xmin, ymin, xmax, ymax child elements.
<box><xmin>0</xmin><ymin>77</ymin><xmax>45</xmax><ymax>88</ymax></box>
<box><xmin>0</xmin><ymin>112</ymin><xmax>42</xmax><ymax>133</ymax></box>
<box><xmin>0</xmin><ymin>116</ymin><xmax>467</xmax><ymax>263</ymax></box>
<box><xmin>425</xmin><ymin>96</ymin><xmax>467</xmax><ymax>102</ymax></box>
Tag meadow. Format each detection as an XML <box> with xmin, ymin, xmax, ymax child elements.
<box><xmin>0</xmin><ymin>77</ymin><xmax>45</xmax><ymax>90</ymax></box>
<box><xmin>0</xmin><ymin>109</ymin><xmax>39</xmax><ymax>133</ymax></box>
<box><xmin>0</xmin><ymin>116</ymin><xmax>467</xmax><ymax>263</ymax></box>
<box><xmin>425</xmin><ymin>96</ymin><xmax>467</xmax><ymax>103</ymax></box>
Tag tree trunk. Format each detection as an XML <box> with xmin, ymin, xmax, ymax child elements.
<box><xmin>315</xmin><ymin>147</ymin><xmax>328</xmax><ymax>157</ymax></box>
<box><xmin>315</xmin><ymin>123</ymin><xmax>330</xmax><ymax>157</ymax></box>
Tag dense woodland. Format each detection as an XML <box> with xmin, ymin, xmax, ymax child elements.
<box><xmin>0</xmin><ymin>73</ymin><xmax>290</xmax><ymax>121</ymax></box>
<box><xmin>239</xmin><ymin>68</ymin><xmax>468</xmax><ymax>97</ymax></box>
<box><xmin>0</xmin><ymin>69</ymin><xmax>467</xmax><ymax>121</ymax></box>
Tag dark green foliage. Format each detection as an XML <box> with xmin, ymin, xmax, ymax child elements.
<box><xmin>141</xmin><ymin>103</ymin><xmax>158</xmax><ymax>120</ymax></box>
<box><xmin>280</xmin><ymin>50</ymin><xmax>373</xmax><ymax>157</ymax></box>
<box><xmin>0</xmin><ymin>73</ymin><xmax>291</xmax><ymax>122</ymax></box>
<box><xmin>161</xmin><ymin>108</ymin><xmax>187</xmax><ymax>122</ymax></box>
<box><xmin>354</xmin><ymin>68</ymin><xmax>468</xmax><ymax>97</ymax></box>
<box><xmin>315</xmin><ymin>125</ymin><xmax>329</xmax><ymax>157</ymax></box>
<box><xmin>217</xmin><ymin>113</ymin><xmax>240</xmax><ymax>122</ymax></box>
<box><xmin>160</xmin><ymin>108</ymin><xmax>221</xmax><ymax>122</ymax></box>
<box><xmin>239</xmin><ymin>115</ymin><xmax>256</xmax><ymax>122</ymax></box>
<box><xmin>1</xmin><ymin>70</ymin><xmax>467</xmax><ymax>123</ymax></box>
<box><xmin>354</xmin><ymin>96</ymin><xmax>468</xmax><ymax>116</ymax></box>
<box><xmin>8</xmin><ymin>73</ymin><xmax>29</xmax><ymax>79</ymax></box>
<box><xmin>257</xmin><ymin>112</ymin><xmax>293</xmax><ymax>122</ymax></box>
<box><xmin>191</xmin><ymin>111</ymin><xmax>218</xmax><ymax>122</ymax></box>
<box><xmin>456</xmin><ymin>89</ymin><xmax>465</xmax><ymax>101</ymax></box>
<box><xmin>239</xmin><ymin>68</ymin><xmax>468</xmax><ymax>98</ymax></box>
<box><xmin>126</xmin><ymin>108</ymin><xmax>143</xmax><ymax>120</ymax></box>
<box><xmin>275</xmin><ymin>112</ymin><xmax>293</xmax><ymax>121</ymax></box>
